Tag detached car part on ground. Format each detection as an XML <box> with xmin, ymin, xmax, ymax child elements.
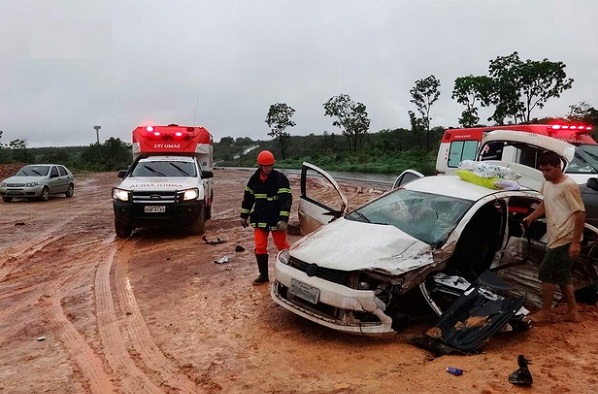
<box><xmin>0</xmin><ymin>164</ymin><xmax>75</xmax><ymax>202</ymax></box>
<box><xmin>271</xmin><ymin>163</ymin><xmax>598</xmax><ymax>343</ymax></box>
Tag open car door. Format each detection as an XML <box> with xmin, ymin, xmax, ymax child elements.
<box><xmin>299</xmin><ymin>162</ymin><xmax>348</xmax><ymax>235</ymax></box>
<box><xmin>392</xmin><ymin>169</ymin><xmax>424</xmax><ymax>190</ymax></box>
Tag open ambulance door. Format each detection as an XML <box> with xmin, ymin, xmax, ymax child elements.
<box><xmin>477</xmin><ymin>130</ymin><xmax>575</xmax><ymax>191</ymax></box>
<box><xmin>299</xmin><ymin>162</ymin><xmax>348</xmax><ymax>235</ymax></box>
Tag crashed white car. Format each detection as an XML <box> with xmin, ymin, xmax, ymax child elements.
<box><xmin>271</xmin><ymin>163</ymin><xmax>598</xmax><ymax>335</ymax></box>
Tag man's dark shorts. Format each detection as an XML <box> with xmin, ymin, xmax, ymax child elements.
<box><xmin>539</xmin><ymin>243</ymin><xmax>573</xmax><ymax>285</ymax></box>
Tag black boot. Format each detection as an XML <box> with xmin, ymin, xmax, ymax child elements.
<box><xmin>252</xmin><ymin>254</ymin><xmax>269</xmax><ymax>285</ymax></box>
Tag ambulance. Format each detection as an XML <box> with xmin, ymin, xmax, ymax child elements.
<box><xmin>435</xmin><ymin>122</ymin><xmax>596</xmax><ymax>179</ymax></box>
<box><xmin>112</xmin><ymin>124</ymin><xmax>214</xmax><ymax>238</ymax></box>
<box><xmin>434</xmin><ymin>122</ymin><xmax>598</xmax><ymax>227</ymax></box>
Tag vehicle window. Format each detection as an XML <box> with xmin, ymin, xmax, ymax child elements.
<box><xmin>58</xmin><ymin>166</ymin><xmax>67</xmax><ymax>176</ymax></box>
<box><xmin>50</xmin><ymin>166</ymin><xmax>59</xmax><ymax>177</ymax></box>
<box><xmin>16</xmin><ymin>165</ymin><xmax>50</xmax><ymax>176</ymax></box>
<box><xmin>131</xmin><ymin>161</ymin><xmax>197</xmax><ymax>177</ymax></box>
<box><xmin>567</xmin><ymin>145</ymin><xmax>598</xmax><ymax>174</ymax></box>
<box><xmin>346</xmin><ymin>189</ymin><xmax>473</xmax><ymax>246</ymax></box>
<box><xmin>301</xmin><ymin>166</ymin><xmax>344</xmax><ymax>214</ymax></box>
<box><xmin>479</xmin><ymin>141</ymin><xmax>504</xmax><ymax>161</ymax></box>
<box><xmin>392</xmin><ymin>171</ymin><xmax>423</xmax><ymax>189</ymax></box>
<box><xmin>448</xmin><ymin>140</ymin><xmax>478</xmax><ymax>168</ymax></box>
<box><xmin>447</xmin><ymin>200</ymin><xmax>506</xmax><ymax>278</ymax></box>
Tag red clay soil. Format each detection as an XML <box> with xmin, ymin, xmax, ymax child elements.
<box><xmin>0</xmin><ymin>167</ymin><xmax>597</xmax><ymax>393</ymax></box>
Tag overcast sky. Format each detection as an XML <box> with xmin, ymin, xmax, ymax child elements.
<box><xmin>1</xmin><ymin>1</ymin><xmax>597</xmax><ymax>147</ymax></box>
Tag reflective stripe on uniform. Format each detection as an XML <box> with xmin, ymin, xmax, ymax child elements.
<box><xmin>278</xmin><ymin>188</ymin><xmax>292</xmax><ymax>194</ymax></box>
<box><xmin>240</xmin><ymin>208</ymin><xmax>250</xmax><ymax>214</ymax></box>
<box><xmin>279</xmin><ymin>211</ymin><xmax>289</xmax><ymax>217</ymax></box>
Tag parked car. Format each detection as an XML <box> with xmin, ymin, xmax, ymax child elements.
<box><xmin>270</xmin><ymin>163</ymin><xmax>598</xmax><ymax>335</ymax></box>
<box><xmin>0</xmin><ymin>164</ymin><xmax>75</xmax><ymax>202</ymax></box>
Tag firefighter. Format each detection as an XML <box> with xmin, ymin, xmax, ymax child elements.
<box><xmin>240</xmin><ymin>150</ymin><xmax>292</xmax><ymax>285</ymax></box>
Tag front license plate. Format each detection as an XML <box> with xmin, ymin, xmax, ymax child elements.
<box><xmin>289</xmin><ymin>278</ymin><xmax>320</xmax><ymax>304</ymax></box>
<box><xmin>144</xmin><ymin>205</ymin><xmax>166</xmax><ymax>213</ymax></box>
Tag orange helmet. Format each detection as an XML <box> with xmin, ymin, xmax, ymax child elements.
<box><xmin>257</xmin><ymin>150</ymin><xmax>275</xmax><ymax>165</ymax></box>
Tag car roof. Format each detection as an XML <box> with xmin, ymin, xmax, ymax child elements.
<box><xmin>403</xmin><ymin>175</ymin><xmax>531</xmax><ymax>201</ymax></box>
<box><xmin>23</xmin><ymin>164</ymin><xmax>66</xmax><ymax>167</ymax></box>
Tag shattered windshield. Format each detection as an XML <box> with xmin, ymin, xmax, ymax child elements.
<box><xmin>16</xmin><ymin>166</ymin><xmax>50</xmax><ymax>176</ymax></box>
<box><xmin>131</xmin><ymin>161</ymin><xmax>197</xmax><ymax>177</ymax></box>
<box><xmin>567</xmin><ymin>145</ymin><xmax>598</xmax><ymax>174</ymax></box>
<box><xmin>346</xmin><ymin>188</ymin><xmax>473</xmax><ymax>246</ymax></box>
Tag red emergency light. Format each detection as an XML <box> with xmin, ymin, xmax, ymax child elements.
<box><xmin>548</xmin><ymin>123</ymin><xmax>593</xmax><ymax>133</ymax></box>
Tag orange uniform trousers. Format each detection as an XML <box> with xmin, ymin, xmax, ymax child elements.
<box><xmin>254</xmin><ymin>228</ymin><xmax>289</xmax><ymax>255</ymax></box>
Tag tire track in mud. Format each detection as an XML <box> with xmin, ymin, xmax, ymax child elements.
<box><xmin>0</xmin><ymin>235</ymin><xmax>103</xmax><ymax>348</ymax></box>
<box><xmin>94</xmin><ymin>239</ymin><xmax>198</xmax><ymax>393</ymax></box>
<box><xmin>48</xmin><ymin>257</ymin><xmax>117</xmax><ymax>394</ymax></box>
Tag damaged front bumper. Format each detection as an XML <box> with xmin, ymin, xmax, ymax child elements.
<box><xmin>271</xmin><ymin>259</ymin><xmax>394</xmax><ymax>335</ymax></box>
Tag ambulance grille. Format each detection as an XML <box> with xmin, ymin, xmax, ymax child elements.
<box><xmin>131</xmin><ymin>191</ymin><xmax>180</xmax><ymax>203</ymax></box>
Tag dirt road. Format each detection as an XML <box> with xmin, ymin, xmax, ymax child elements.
<box><xmin>1</xmin><ymin>169</ymin><xmax>597</xmax><ymax>393</ymax></box>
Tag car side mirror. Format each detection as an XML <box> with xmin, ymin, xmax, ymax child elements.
<box><xmin>117</xmin><ymin>170</ymin><xmax>127</xmax><ymax>178</ymax></box>
<box><xmin>202</xmin><ymin>171</ymin><xmax>214</xmax><ymax>179</ymax></box>
<box><xmin>586</xmin><ymin>177</ymin><xmax>598</xmax><ymax>191</ymax></box>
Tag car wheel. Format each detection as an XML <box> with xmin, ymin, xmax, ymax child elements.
<box><xmin>65</xmin><ymin>183</ymin><xmax>74</xmax><ymax>198</ymax></box>
<box><xmin>189</xmin><ymin>205</ymin><xmax>206</xmax><ymax>235</ymax></box>
<box><xmin>2</xmin><ymin>197</ymin><xmax>13</xmax><ymax>202</ymax></box>
<box><xmin>115</xmin><ymin>221</ymin><xmax>132</xmax><ymax>238</ymax></box>
<box><xmin>39</xmin><ymin>187</ymin><xmax>50</xmax><ymax>201</ymax></box>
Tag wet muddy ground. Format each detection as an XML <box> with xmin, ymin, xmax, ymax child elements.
<box><xmin>1</xmin><ymin>168</ymin><xmax>597</xmax><ymax>393</ymax></box>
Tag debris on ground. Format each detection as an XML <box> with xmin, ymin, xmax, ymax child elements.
<box><xmin>508</xmin><ymin>354</ymin><xmax>533</xmax><ymax>386</ymax></box>
<box><xmin>213</xmin><ymin>256</ymin><xmax>229</xmax><ymax>264</ymax></box>
<box><xmin>202</xmin><ymin>236</ymin><xmax>226</xmax><ymax>245</ymax></box>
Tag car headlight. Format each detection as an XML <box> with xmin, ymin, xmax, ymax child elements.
<box><xmin>182</xmin><ymin>188</ymin><xmax>199</xmax><ymax>201</ymax></box>
<box><xmin>112</xmin><ymin>188</ymin><xmax>130</xmax><ymax>202</ymax></box>
<box><xmin>25</xmin><ymin>182</ymin><xmax>39</xmax><ymax>187</ymax></box>
<box><xmin>0</xmin><ymin>182</ymin><xmax>6</xmax><ymax>187</ymax></box>
<box><xmin>278</xmin><ymin>249</ymin><xmax>290</xmax><ymax>265</ymax></box>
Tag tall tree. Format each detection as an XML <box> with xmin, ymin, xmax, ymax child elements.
<box><xmin>265</xmin><ymin>103</ymin><xmax>295</xmax><ymax>159</ymax></box>
<box><xmin>409</xmin><ymin>75</ymin><xmax>440</xmax><ymax>152</ymax></box>
<box><xmin>452</xmin><ymin>75</ymin><xmax>494</xmax><ymax>127</ymax></box>
<box><xmin>323</xmin><ymin>94</ymin><xmax>370</xmax><ymax>152</ymax></box>
<box><xmin>9</xmin><ymin>139</ymin><xmax>30</xmax><ymax>163</ymax></box>
<box><xmin>488</xmin><ymin>52</ymin><xmax>573</xmax><ymax>124</ymax></box>
<box><xmin>567</xmin><ymin>102</ymin><xmax>598</xmax><ymax>125</ymax></box>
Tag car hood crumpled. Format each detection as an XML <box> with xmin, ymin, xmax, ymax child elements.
<box><xmin>290</xmin><ymin>217</ymin><xmax>434</xmax><ymax>276</ymax></box>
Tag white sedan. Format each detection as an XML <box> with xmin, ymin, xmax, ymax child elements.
<box><xmin>271</xmin><ymin>163</ymin><xmax>598</xmax><ymax>335</ymax></box>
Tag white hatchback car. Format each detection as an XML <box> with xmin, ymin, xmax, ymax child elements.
<box><xmin>0</xmin><ymin>164</ymin><xmax>75</xmax><ymax>202</ymax></box>
<box><xmin>271</xmin><ymin>163</ymin><xmax>598</xmax><ymax>335</ymax></box>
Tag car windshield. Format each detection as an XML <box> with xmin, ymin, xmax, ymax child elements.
<box><xmin>131</xmin><ymin>161</ymin><xmax>197</xmax><ymax>177</ymax></box>
<box><xmin>345</xmin><ymin>188</ymin><xmax>473</xmax><ymax>246</ymax></box>
<box><xmin>16</xmin><ymin>166</ymin><xmax>50</xmax><ymax>176</ymax></box>
<box><xmin>567</xmin><ymin>144</ymin><xmax>598</xmax><ymax>174</ymax></box>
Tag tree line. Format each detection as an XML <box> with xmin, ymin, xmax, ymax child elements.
<box><xmin>262</xmin><ymin>51</ymin><xmax>597</xmax><ymax>160</ymax></box>
<box><xmin>1</xmin><ymin>52</ymin><xmax>597</xmax><ymax>176</ymax></box>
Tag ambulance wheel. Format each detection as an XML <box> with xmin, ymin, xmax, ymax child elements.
<box><xmin>115</xmin><ymin>221</ymin><xmax>132</xmax><ymax>238</ymax></box>
<box><xmin>2</xmin><ymin>197</ymin><xmax>13</xmax><ymax>202</ymax></box>
<box><xmin>189</xmin><ymin>206</ymin><xmax>206</xmax><ymax>235</ymax></box>
<box><xmin>205</xmin><ymin>203</ymin><xmax>212</xmax><ymax>220</ymax></box>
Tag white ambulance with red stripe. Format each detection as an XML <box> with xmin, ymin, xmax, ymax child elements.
<box><xmin>112</xmin><ymin>124</ymin><xmax>214</xmax><ymax>238</ymax></box>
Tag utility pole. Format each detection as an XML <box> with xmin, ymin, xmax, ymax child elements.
<box><xmin>94</xmin><ymin>125</ymin><xmax>101</xmax><ymax>144</ymax></box>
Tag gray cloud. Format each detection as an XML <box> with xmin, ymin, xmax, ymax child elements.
<box><xmin>1</xmin><ymin>0</ymin><xmax>597</xmax><ymax>147</ymax></box>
